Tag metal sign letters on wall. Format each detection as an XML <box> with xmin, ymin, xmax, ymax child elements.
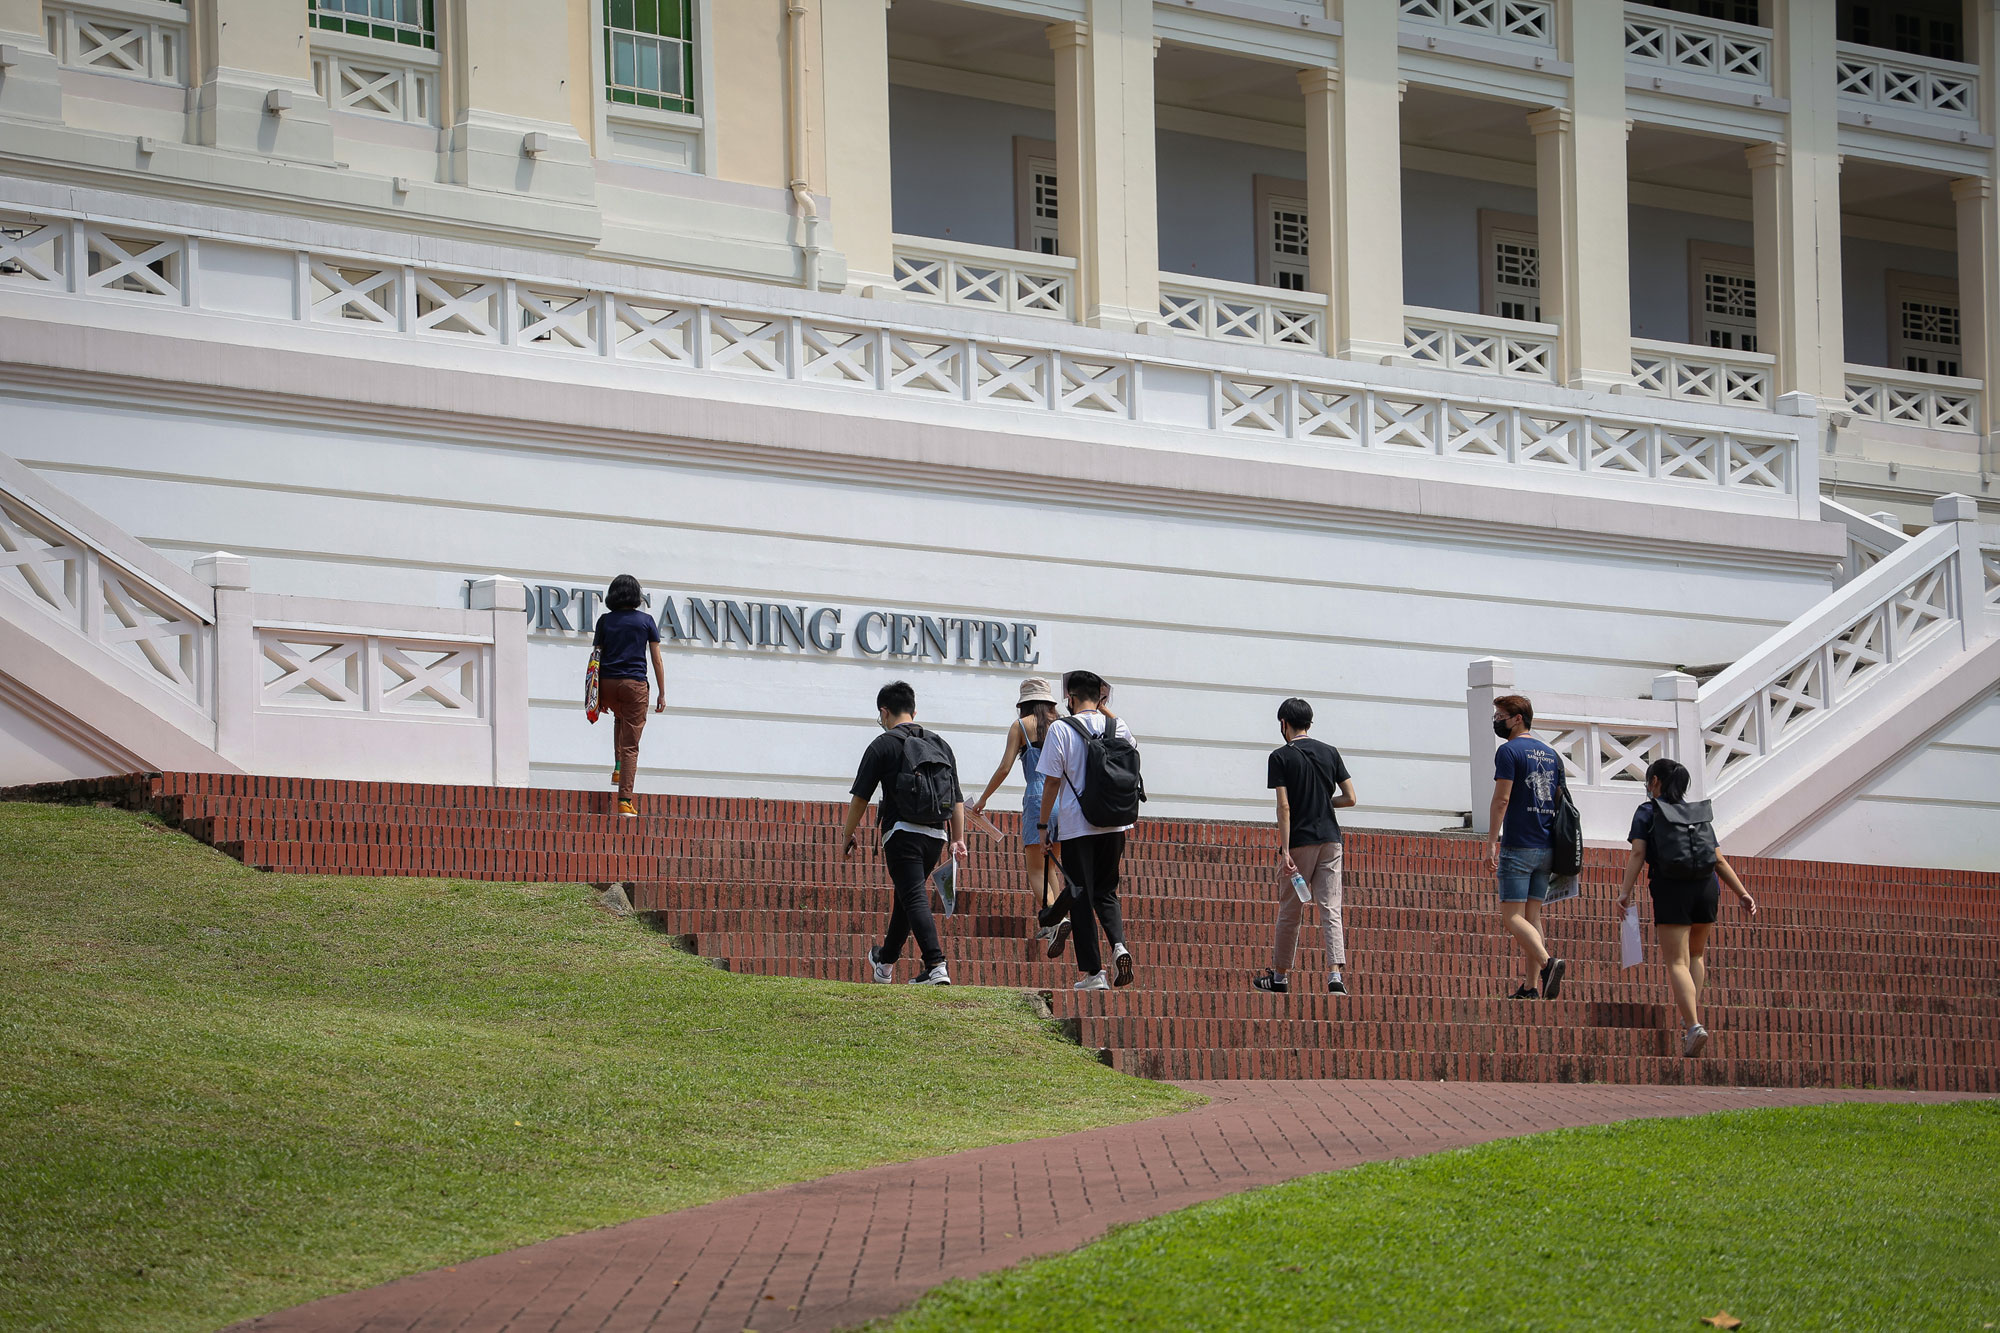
<box><xmin>467</xmin><ymin>580</ymin><xmax>1042</xmax><ymax>666</ymax></box>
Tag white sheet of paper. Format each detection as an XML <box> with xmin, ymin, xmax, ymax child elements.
<box><xmin>1620</xmin><ymin>904</ymin><xmax>1644</xmax><ymax>969</ymax></box>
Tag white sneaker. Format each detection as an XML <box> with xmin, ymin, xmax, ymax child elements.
<box><xmin>1074</xmin><ymin>971</ymin><xmax>1110</xmax><ymax>991</ymax></box>
<box><xmin>909</xmin><ymin>963</ymin><xmax>951</xmax><ymax>986</ymax></box>
<box><xmin>1683</xmin><ymin>1024</ymin><xmax>1710</xmax><ymax>1059</ymax></box>
<box><xmin>1112</xmin><ymin>944</ymin><xmax>1134</xmax><ymax>988</ymax></box>
<box><xmin>866</xmin><ymin>946</ymin><xmax>894</xmax><ymax>984</ymax></box>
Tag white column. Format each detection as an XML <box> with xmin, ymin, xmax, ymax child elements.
<box><xmin>822</xmin><ymin>0</ymin><xmax>895</xmax><ymax>290</ymax></box>
<box><xmin>1318</xmin><ymin>4</ymin><xmax>1406</xmax><ymax>362</ymax></box>
<box><xmin>1534</xmin><ymin>1</ymin><xmax>1631</xmax><ymax>390</ymax></box>
<box><xmin>442</xmin><ymin>0</ymin><xmax>593</xmax><ymax>201</ymax></box>
<box><xmin>1047</xmin><ymin>1</ymin><xmax>1158</xmax><ymax>332</ymax></box>
<box><xmin>1650</xmin><ymin>672</ymin><xmax>1706</xmax><ymax>801</ymax></box>
<box><xmin>1466</xmin><ymin>657</ymin><xmax>1513</xmax><ymax>835</ymax></box>
<box><xmin>0</xmin><ymin>0</ymin><xmax>62</xmax><ymax>124</ymax></box>
<box><xmin>1769</xmin><ymin>0</ymin><xmax>1846</xmax><ymax>405</ymax></box>
<box><xmin>470</xmin><ymin>576</ymin><xmax>530</xmax><ymax>786</ymax></box>
<box><xmin>1951</xmin><ymin>178</ymin><xmax>2000</xmax><ymax>468</ymax></box>
<box><xmin>192</xmin><ymin>0</ymin><xmax>334</xmax><ymax>160</ymax></box>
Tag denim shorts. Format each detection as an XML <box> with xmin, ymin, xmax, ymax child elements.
<box><xmin>1496</xmin><ymin>846</ymin><xmax>1554</xmax><ymax>903</ymax></box>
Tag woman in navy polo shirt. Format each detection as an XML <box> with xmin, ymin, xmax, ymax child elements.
<box><xmin>593</xmin><ymin>574</ymin><xmax>666</xmax><ymax>817</ymax></box>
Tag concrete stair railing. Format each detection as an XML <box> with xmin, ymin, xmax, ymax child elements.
<box><xmin>0</xmin><ymin>450</ymin><xmax>531</xmax><ymax>786</ymax></box>
<box><xmin>1469</xmin><ymin>493</ymin><xmax>2000</xmax><ymax>855</ymax></box>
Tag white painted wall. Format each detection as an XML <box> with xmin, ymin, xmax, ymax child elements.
<box><xmin>888</xmin><ymin>85</ymin><xmax>1055</xmax><ymax>250</ymax></box>
<box><xmin>1627</xmin><ymin>205</ymin><xmax>1756</xmax><ymax>346</ymax></box>
<box><xmin>1400</xmin><ymin>169</ymin><xmax>1537</xmax><ymax>314</ymax></box>
<box><xmin>1155</xmin><ymin>130</ymin><xmax>1307</xmax><ymax>283</ymax></box>
<box><xmin>7</xmin><ymin>391</ymin><xmax>1831</xmax><ymax>830</ymax></box>
<box><xmin>1774</xmin><ymin>687</ymin><xmax>2000</xmax><ymax>873</ymax></box>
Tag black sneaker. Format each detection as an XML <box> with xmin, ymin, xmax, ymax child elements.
<box><xmin>1508</xmin><ymin>984</ymin><xmax>1539</xmax><ymax>1000</ymax></box>
<box><xmin>1044</xmin><ymin>918</ymin><xmax>1071</xmax><ymax>959</ymax></box>
<box><xmin>1539</xmin><ymin>957</ymin><xmax>1567</xmax><ymax>1000</ymax></box>
<box><xmin>1253</xmin><ymin>969</ymin><xmax>1290</xmax><ymax>994</ymax></box>
<box><xmin>1327</xmin><ymin>978</ymin><xmax>1347</xmax><ymax>995</ymax></box>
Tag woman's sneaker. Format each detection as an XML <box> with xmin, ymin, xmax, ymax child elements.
<box><xmin>1112</xmin><ymin>944</ymin><xmax>1134</xmax><ymax>988</ymax></box>
<box><xmin>1252</xmin><ymin>970</ymin><xmax>1290</xmax><ymax>994</ymax></box>
<box><xmin>909</xmin><ymin>964</ymin><xmax>951</xmax><ymax>986</ymax></box>
<box><xmin>1508</xmin><ymin>984</ymin><xmax>1539</xmax><ymax>1000</ymax></box>
<box><xmin>1683</xmin><ymin>1024</ymin><xmax>1711</xmax><ymax>1058</ymax></box>
<box><xmin>617</xmin><ymin>800</ymin><xmax>638</xmax><ymax>818</ymax></box>
<box><xmin>1044</xmin><ymin>919</ymin><xmax>1071</xmax><ymax>959</ymax></box>
<box><xmin>610</xmin><ymin>762</ymin><xmax>620</xmax><ymax>788</ymax></box>
<box><xmin>866</xmin><ymin>945</ymin><xmax>895</xmax><ymax>984</ymax></box>
<box><xmin>1074</xmin><ymin>971</ymin><xmax>1110</xmax><ymax>991</ymax></box>
<box><xmin>1539</xmin><ymin>956</ymin><xmax>1567</xmax><ymax>1000</ymax></box>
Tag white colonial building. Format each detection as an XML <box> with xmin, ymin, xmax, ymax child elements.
<box><xmin>0</xmin><ymin>0</ymin><xmax>1997</xmax><ymax>868</ymax></box>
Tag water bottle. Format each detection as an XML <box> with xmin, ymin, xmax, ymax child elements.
<box><xmin>1290</xmin><ymin>871</ymin><xmax>1311</xmax><ymax>904</ymax></box>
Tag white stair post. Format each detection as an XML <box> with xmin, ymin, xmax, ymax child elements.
<box><xmin>470</xmin><ymin>576</ymin><xmax>530</xmax><ymax>786</ymax></box>
<box><xmin>194</xmin><ymin>552</ymin><xmax>254</xmax><ymax>770</ymax></box>
<box><xmin>1651</xmin><ymin>671</ymin><xmax>1705</xmax><ymax>800</ymax></box>
<box><xmin>1467</xmin><ymin>657</ymin><xmax>1513</xmax><ymax>834</ymax></box>
<box><xmin>1933</xmin><ymin>493</ymin><xmax>1990</xmax><ymax>649</ymax></box>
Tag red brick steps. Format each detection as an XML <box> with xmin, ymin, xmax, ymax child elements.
<box><xmin>8</xmin><ymin>771</ymin><xmax>1997</xmax><ymax>1093</ymax></box>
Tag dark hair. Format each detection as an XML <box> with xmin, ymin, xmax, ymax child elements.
<box><xmin>1494</xmin><ymin>694</ymin><xmax>1534</xmax><ymax>729</ymax></box>
<box><xmin>1646</xmin><ymin>758</ymin><xmax>1692</xmax><ymax>803</ymax></box>
<box><xmin>1277</xmin><ymin>697</ymin><xmax>1313</xmax><ymax>731</ymax></box>
<box><xmin>876</xmin><ymin>680</ymin><xmax>916</xmax><ymax>716</ymax></box>
<box><xmin>1017</xmin><ymin>699</ymin><xmax>1058</xmax><ymax>727</ymax></box>
<box><xmin>1063</xmin><ymin>669</ymin><xmax>1108</xmax><ymax>704</ymax></box>
<box><xmin>605</xmin><ymin>574</ymin><xmax>644</xmax><ymax>612</ymax></box>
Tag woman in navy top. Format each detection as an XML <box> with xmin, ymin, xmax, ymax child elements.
<box><xmin>593</xmin><ymin>574</ymin><xmax>665</xmax><ymax>816</ymax></box>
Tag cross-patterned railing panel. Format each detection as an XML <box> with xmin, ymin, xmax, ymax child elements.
<box><xmin>0</xmin><ymin>490</ymin><xmax>211</xmax><ymax>707</ymax></box>
<box><xmin>0</xmin><ymin>203</ymin><xmax>1807</xmax><ymax>504</ymax></box>
<box><xmin>1834</xmin><ymin>42</ymin><xmax>1978</xmax><ymax>123</ymax></box>
<box><xmin>311</xmin><ymin>41</ymin><xmax>440</xmax><ymax>125</ymax></box>
<box><xmin>1623</xmin><ymin>6</ymin><xmax>1770</xmax><ymax>86</ymax></box>
<box><xmin>44</xmin><ymin>0</ymin><xmax>188</xmax><ymax>85</ymax></box>
<box><xmin>1536</xmin><ymin>719</ymin><xmax>1670</xmax><ymax>788</ymax></box>
<box><xmin>1404</xmin><ymin>307</ymin><xmax>1557</xmax><ymax>382</ymax></box>
<box><xmin>1158</xmin><ymin>275</ymin><xmax>1326</xmax><ymax>353</ymax></box>
<box><xmin>1844</xmin><ymin>366</ymin><xmax>1980</xmax><ymax>434</ymax></box>
<box><xmin>1629</xmin><ymin>340</ymin><xmax>1774</xmax><ymax>409</ymax></box>
<box><xmin>258</xmin><ymin>629</ymin><xmax>488</xmax><ymax>719</ymax></box>
<box><xmin>1702</xmin><ymin>544</ymin><xmax>1959</xmax><ymax>789</ymax></box>
<box><xmin>890</xmin><ymin>238</ymin><xmax>1073</xmax><ymax>321</ymax></box>
<box><xmin>1399</xmin><ymin>0</ymin><xmax>1555</xmax><ymax>47</ymax></box>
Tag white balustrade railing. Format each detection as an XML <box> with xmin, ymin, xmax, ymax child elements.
<box><xmin>1399</xmin><ymin>0</ymin><xmax>1555</xmax><ymax>46</ymax></box>
<box><xmin>1623</xmin><ymin>5</ymin><xmax>1770</xmax><ymax>86</ymax></box>
<box><xmin>1844</xmin><ymin>365</ymin><xmax>1981</xmax><ymax>434</ymax></box>
<box><xmin>1157</xmin><ymin>274</ymin><xmax>1326</xmax><ymax>353</ymax></box>
<box><xmin>1820</xmin><ymin>496</ymin><xmax>1908</xmax><ymax>588</ymax></box>
<box><xmin>255</xmin><ymin>618</ymin><xmax>489</xmax><ymax>720</ymax></box>
<box><xmin>311</xmin><ymin>31</ymin><xmax>441</xmax><ymax>126</ymax></box>
<box><xmin>43</xmin><ymin>0</ymin><xmax>188</xmax><ymax>84</ymax></box>
<box><xmin>1404</xmin><ymin>306</ymin><xmax>1558</xmax><ymax>382</ymax></box>
<box><xmin>1472</xmin><ymin>497</ymin><xmax>1997</xmax><ymax>843</ymax></box>
<box><xmin>890</xmin><ymin>236</ymin><xmax>1073</xmax><ymax>321</ymax></box>
<box><xmin>1835</xmin><ymin>42</ymin><xmax>1978</xmax><ymax>123</ymax></box>
<box><xmin>1629</xmin><ymin>339</ymin><xmax>1773</xmax><ymax>409</ymax></box>
<box><xmin>0</xmin><ymin>202</ymin><xmax>1809</xmax><ymax>506</ymax></box>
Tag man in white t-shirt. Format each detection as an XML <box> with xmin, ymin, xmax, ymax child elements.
<box><xmin>1036</xmin><ymin>669</ymin><xmax>1137</xmax><ymax>991</ymax></box>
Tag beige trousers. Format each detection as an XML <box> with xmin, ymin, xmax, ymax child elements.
<box><xmin>1273</xmin><ymin>840</ymin><xmax>1345</xmax><ymax>973</ymax></box>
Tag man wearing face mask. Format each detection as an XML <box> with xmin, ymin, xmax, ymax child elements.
<box><xmin>1487</xmin><ymin>694</ymin><xmax>1567</xmax><ymax>1001</ymax></box>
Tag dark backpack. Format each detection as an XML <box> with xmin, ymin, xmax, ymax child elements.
<box><xmin>1651</xmin><ymin>799</ymin><xmax>1718</xmax><ymax>879</ymax></box>
<box><xmin>1059</xmin><ymin>712</ymin><xmax>1145</xmax><ymax>828</ymax></box>
<box><xmin>890</xmin><ymin>726</ymin><xmax>957</xmax><ymax>827</ymax></box>
<box><xmin>1550</xmin><ymin>774</ymin><xmax>1583</xmax><ymax>878</ymax></box>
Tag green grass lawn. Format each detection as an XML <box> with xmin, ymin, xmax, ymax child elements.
<box><xmin>0</xmin><ymin>801</ymin><xmax>1193</xmax><ymax>1333</ymax></box>
<box><xmin>888</xmin><ymin>1100</ymin><xmax>2000</xmax><ymax>1332</ymax></box>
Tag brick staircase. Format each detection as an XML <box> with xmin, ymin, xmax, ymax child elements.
<box><xmin>12</xmin><ymin>772</ymin><xmax>1999</xmax><ymax>1092</ymax></box>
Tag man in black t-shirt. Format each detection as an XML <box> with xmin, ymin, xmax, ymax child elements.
<box><xmin>837</xmin><ymin>680</ymin><xmax>968</xmax><ymax>986</ymax></box>
<box><xmin>1255</xmin><ymin>697</ymin><xmax>1358</xmax><ymax>995</ymax></box>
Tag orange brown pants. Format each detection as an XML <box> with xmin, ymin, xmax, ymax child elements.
<box><xmin>602</xmin><ymin>676</ymin><xmax>650</xmax><ymax>801</ymax></box>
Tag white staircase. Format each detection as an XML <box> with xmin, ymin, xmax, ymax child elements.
<box><xmin>0</xmin><ymin>451</ymin><xmax>531</xmax><ymax>787</ymax></box>
<box><xmin>1469</xmin><ymin>493</ymin><xmax>2000</xmax><ymax>870</ymax></box>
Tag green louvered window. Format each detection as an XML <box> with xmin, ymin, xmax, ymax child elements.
<box><xmin>605</xmin><ymin>0</ymin><xmax>696</xmax><ymax>115</ymax></box>
<box><xmin>308</xmin><ymin>0</ymin><xmax>437</xmax><ymax>50</ymax></box>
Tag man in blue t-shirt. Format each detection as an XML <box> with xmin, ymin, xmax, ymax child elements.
<box><xmin>1486</xmin><ymin>693</ymin><xmax>1567</xmax><ymax>1001</ymax></box>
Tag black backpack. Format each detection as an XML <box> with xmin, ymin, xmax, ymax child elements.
<box><xmin>1550</xmin><ymin>774</ymin><xmax>1583</xmax><ymax>878</ymax></box>
<box><xmin>1059</xmin><ymin>712</ymin><xmax>1145</xmax><ymax>827</ymax></box>
<box><xmin>1651</xmin><ymin>799</ymin><xmax>1718</xmax><ymax>879</ymax></box>
<box><xmin>890</xmin><ymin>726</ymin><xmax>958</xmax><ymax>827</ymax></box>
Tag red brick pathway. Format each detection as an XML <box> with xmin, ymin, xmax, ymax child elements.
<box><xmin>231</xmin><ymin>1080</ymin><xmax>1979</xmax><ymax>1333</ymax></box>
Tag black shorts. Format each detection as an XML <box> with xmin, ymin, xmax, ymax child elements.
<box><xmin>1649</xmin><ymin>874</ymin><xmax>1720</xmax><ymax>926</ymax></box>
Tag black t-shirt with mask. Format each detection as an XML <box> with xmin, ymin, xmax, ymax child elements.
<box><xmin>1267</xmin><ymin>737</ymin><xmax>1351</xmax><ymax>848</ymax></box>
